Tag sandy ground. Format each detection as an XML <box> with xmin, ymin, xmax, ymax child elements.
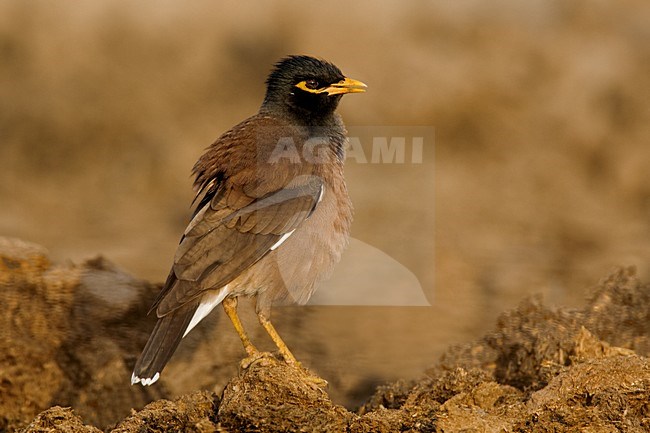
<box><xmin>2</xmin><ymin>237</ymin><xmax>650</xmax><ymax>432</ymax></box>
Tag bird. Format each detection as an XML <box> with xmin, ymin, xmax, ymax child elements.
<box><xmin>131</xmin><ymin>55</ymin><xmax>366</xmax><ymax>386</ymax></box>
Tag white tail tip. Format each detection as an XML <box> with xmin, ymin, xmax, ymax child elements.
<box><xmin>131</xmin><ymin>371</ymin><xmax>160</xmax><ymax>386</ymax></box>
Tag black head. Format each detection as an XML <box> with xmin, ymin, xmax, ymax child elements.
<box><xmin>261</xmin><ymin>55</ymin><xmax>366</xmax><ymax>123</ymax></box>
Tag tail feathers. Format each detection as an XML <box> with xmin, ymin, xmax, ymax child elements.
<box><xmin>131</xmin><ymin>301</ymin><xmax>199</xmax><ymax>386</ymax></box>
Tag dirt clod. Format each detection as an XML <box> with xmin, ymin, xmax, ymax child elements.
<box><xmin>219</xmin><ymin>356</ymin><xmax>351</xmax><ymax>432</ymax></box>
<box><xmin>2</xmin><ymin>240</ymin><xmax>650</xmax><ymax>432</ymax></box>
<box><xmin>21</xmin><ymin>407</ymin><xmax>102</xmax><ymax>433</ymax></box>
<box><xmin>111</xmin><ymin>391</ymin><xmax>219</xmax><ymax>433</ymax></box>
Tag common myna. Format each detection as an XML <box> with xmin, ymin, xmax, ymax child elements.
<box><xmin>132</xmin><ymin>55</ymin><xmax>366</xmax><ymax>385</ymax></box>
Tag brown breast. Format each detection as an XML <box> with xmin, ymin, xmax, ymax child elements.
<box><xmin>231</xmin><ymin>138</ymin><xmax>353</xmax><ymax>310</ymax></box>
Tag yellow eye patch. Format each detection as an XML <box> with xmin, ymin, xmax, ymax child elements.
<box><xmin>295</xmin><ymin>80</ymin><xmax>326</xmax><ymax>94</ymax></box>
<box><xmin>295</xmin><ymin>77</ymin><xmax>367</xmax><ymax>96</ymax></box>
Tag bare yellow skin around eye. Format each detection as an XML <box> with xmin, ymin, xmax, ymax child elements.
<box><xmin>295</xmin><ymin>77</ymin><xmax>367</xmax><ymax>95</ymax></box>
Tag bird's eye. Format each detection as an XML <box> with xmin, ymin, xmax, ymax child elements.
<box><xmin>305</xmin><ymin>79</ymin><xmax>320</xmax><ymax>89</ymax></box>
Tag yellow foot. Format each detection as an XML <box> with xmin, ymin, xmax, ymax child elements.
<box><xmin>302</xmin><ymin>371</ymin><xmax>328</xmax><ymax>389</ymax></box>
<box><xmin>239</xmin><ymin>351</ymin><xmax>276</xmax><ymax>370</ymax></box>
<box><xmin>294</xmin><ymin>363</ymin><xmax>328</xmax><ymax>389</ymax></box>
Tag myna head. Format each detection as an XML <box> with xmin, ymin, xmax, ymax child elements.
<box><xmin>262</xmin><ymin>55</ymin><xmax>367</xmax><ymax>121</ymax></box>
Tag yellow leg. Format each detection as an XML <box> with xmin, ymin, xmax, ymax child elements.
<box><xmin>223</xmin><ymin>297</ymin><xmax>258</xmax><ymax>357</ymax></box>
<box><xmin>257</xmin><ymin>311</ymin><xmax>298</xmax><ymax>365</ymax></box>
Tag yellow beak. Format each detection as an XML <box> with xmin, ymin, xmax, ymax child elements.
<box><xmin>323</xmin><ymin>77</ymin><xmax>368</xmax><ymax>95</ymax></box>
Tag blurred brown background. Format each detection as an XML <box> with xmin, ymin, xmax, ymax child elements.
<box><xmin>1</xmin><ymin>0</ymin><xmax>649</xmax><ymax>407</ymax></box>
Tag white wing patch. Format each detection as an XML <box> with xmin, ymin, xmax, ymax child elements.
<box><xmin>270</xmin><ymin>229</ymin><xmax>296</xmax><ymax>251</ymax></box>
<box><xmin>184</xmin><ymin>202</ymin><xmax>210</xmax><ymax>236</ymax></box>
<box><xmin>182</xmin><ymin>287</ymin><xmax>230</xmax><ymax>338</ymax></box>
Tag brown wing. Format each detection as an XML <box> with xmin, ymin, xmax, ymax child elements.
<box><xmin>153</xmin><ymin>174</ymin><xmax>323</xmax><ymax>317</ymax></box>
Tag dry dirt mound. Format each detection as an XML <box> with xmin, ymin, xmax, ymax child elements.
<box><xmin>2</xmin><ymin>237</ymin><xmax>650</xmax><ymax>432</ymax></box>
<box><xmin>0</xmin><ymin>237</ymin><xmax>165</xmax><ymax>431</ymax></box>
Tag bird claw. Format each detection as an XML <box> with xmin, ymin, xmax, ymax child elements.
<box><xmin>287</xmin><ymin>358</ymin><xmax>329</xmax><ymax>390</ymax></box>
<box><xmin>239</xmin><ymin>351</ymin><xmax>275</xmax><ymax>369</ymax></box>
<box><xmin>302</xmin><ymin>372</ymin><xmax>328</xmax><ymax>389</ymax></box>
